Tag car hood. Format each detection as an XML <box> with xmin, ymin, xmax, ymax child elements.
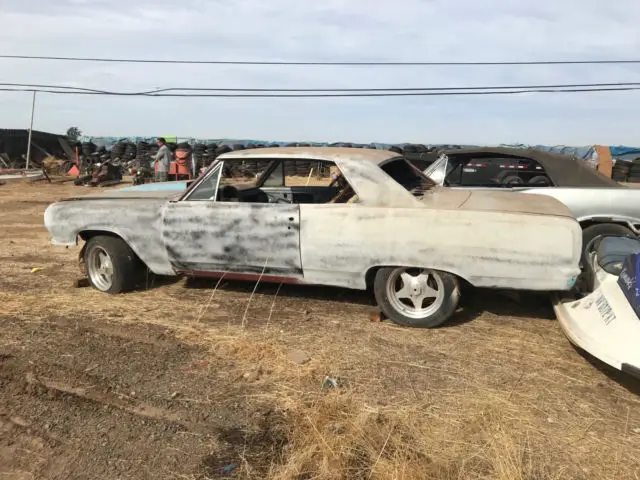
<box><xmin>59</xmin><ymin>183</ymin><xmax>187</xmax><ymax>201</ymax></box>
<box><xmin>420</xmin><ymin>187</ymin><xmax>574</xmax><ymax>218</ymax></box>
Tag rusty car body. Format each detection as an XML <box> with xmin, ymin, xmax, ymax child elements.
<box><xmin>44</xmin><ymin>147</ymin><xmax>582</xmax><ymax>327</ymax></box>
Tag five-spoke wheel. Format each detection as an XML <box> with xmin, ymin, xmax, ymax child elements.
<box><xmin>374</xmin><ymin>267</ymin><xmax>460</xmax><ymax>328</ymax></box>
<box><xmin>84</xmin><ymin>235</ymin><xmax>142</xmax><ymax>294</ymax></box>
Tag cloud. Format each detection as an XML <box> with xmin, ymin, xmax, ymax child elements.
<box><xmin>0</xmin><ymin>0</ymin><xmax>639</xmax><ymax>144</ymax></box>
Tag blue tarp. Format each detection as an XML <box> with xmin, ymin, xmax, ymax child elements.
<box><xmin>499</xmin><ymin>144</ymin><xmax>595</xmax><ymax>160</ymax></box>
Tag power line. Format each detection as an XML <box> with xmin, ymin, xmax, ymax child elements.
<box><xmin>3</xmin><ymin>54</ymin><xmax>640</xmax><ymax>66</ymax></box>
<box><xmin>2</xmin><ymin>81</ymin><xmax>640</xmax><ymax>95</ymax></box>
<box><xmin>2</xmin><ymin>86</ymin><xmax>640</xmax><ymax>97</ymax></box>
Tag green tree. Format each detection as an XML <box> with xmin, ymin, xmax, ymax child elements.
<box><xmin>66</xmin><ymin>126</ymin><xmax>82</xmax><ymax>142</ymax></box>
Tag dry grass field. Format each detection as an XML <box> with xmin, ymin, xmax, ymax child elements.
<box><xmin>1</xmin><ymin>179</ymin><xmax>640</xmax><ymax>480</ymax></box>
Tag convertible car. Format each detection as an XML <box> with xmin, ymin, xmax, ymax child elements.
<box><xmin>424</xmin><ymin>147</ymin><xmax>640</xmax><ymax>255</ymax></box>
<box><xmin>44</xmin><ymin>147</ymin><xmax>582</xmax><ymax>328</ymax></box>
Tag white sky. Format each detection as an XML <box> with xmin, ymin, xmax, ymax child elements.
<box><xmin>1</xmin><ymin>0</ymin><xmax>639</xmax><ymax>145</ymax></box>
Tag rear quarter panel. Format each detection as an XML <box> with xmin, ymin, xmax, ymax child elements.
<box><xmin>299</xmin><ymin>204</ymin><xmax>581</xmax><ymax>291</ymax></box>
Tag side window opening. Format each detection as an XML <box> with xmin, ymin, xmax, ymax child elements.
<box><xmin>186</xmin><ymin>158</ymin><xmax>356</xmax><ymax>205</ymax></box>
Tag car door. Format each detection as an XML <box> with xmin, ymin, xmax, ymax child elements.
<box><xmin>161</xmin><ymin>161</ymin><xmax>303</xmax><ymax>278</ymax></box>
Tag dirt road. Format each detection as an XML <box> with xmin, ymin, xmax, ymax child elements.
<box><xmin>1</xmin><ymin>180</ymin><xmax>639</xmax><ymax>479</ymax></box>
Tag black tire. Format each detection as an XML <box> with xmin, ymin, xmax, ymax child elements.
<box><xmin>84</xmin><ymin>235</ymin><xmax>142</xmax><ymax>294</ymax></box>
<box><xmin>527</xmin><ymin>175</ymin><xmax>551</xmax><ymax>186</ymax></box>
<box><xmin>581</xmin><ymin>223</ymin><xmax>634</xmax><ymax>263</ymax></box>
<box><xmin>373</xmin><ymin>267</ymin><xmax>461</xmax><ymax>328</ymax></box>
<box><xmin>501</xmin><ymin>175</ymin><xmax>523</xmax><ymax>186</ymax></box>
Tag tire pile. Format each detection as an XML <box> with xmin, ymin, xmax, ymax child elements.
<box><xmin>68</xmin><ymin>140</ymin><xmax>454</xmax><ymax>180</ymax></box>
<box><xmin>135</xmin><ymin>142</ymin><xmax>158</xmax><ymax>164</ymax></box>
<box><xmin>192</xmin><ymin>143</ymin><xmax>206</xmax><ymax>171</ymax></box>
<box><xmin>81</xmin><ymin>141</ymin><xmax>97</xmax><ymax>157</ymax></box>
<box><xmin>620</xmin><ymin>159</ymin><xmax>640</xmax><ymax>183</ymax></box>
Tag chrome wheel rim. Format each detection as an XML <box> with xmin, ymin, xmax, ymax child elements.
<box><xmin>87</xmin><ymin>246</ymin><xmax>114</xmax><ymax>292</ymax></box>
<box><xmin>386</xmin><ymin>268</ymin><xmax>445</xmax><ymax>319</ymax></box>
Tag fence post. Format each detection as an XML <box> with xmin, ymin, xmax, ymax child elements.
<box><xmin>25</xmin><ymin>90</ymin><xmax>37</xmax><ymax>170</ymax></box>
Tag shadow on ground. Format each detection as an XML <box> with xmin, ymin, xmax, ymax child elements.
<box><xmin>574</xmin><ymin>347</ymin><xmax>640</xmax><ymax>396</ymax></box>
<box><xmin>183</xmin><ymin>277</ymin><xmax>555</xmax><ymax>324</ymax></box>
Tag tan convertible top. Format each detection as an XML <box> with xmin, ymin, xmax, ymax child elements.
<box><xmin>442</xmin><ymin>147</ymin><xmax>619</xmax><ymax>188</ymax></box>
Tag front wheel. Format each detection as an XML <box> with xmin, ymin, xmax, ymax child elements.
<box><xmin>84</xmin><ymin>236</ymin><xmax>142</xmax><ymax>293</ymax></box>
<box><xmin>373</xmin><ymin>267</ymin><xmax>460</xmax><ymax>328</ymax></box>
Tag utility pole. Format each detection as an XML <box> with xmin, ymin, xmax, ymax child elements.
<box><xmin>25</xmin><ymin>90</ymin><xmax>37</xmax><ymax>171</ymax></box>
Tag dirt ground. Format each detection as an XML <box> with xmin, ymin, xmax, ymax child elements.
<box><xmin>1</xmin><ymin>179</ymin><xmax>640</xmax><ymax>480</ymax></box>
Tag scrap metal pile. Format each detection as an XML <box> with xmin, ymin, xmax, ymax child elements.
<box><xmin>71</xmin><ymin>140</ymin><xmax>445</xmax><ymax>186</ymax></box>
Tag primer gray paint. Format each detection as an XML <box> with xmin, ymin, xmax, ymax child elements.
<box><xmin>43</xmin><ymin>147</ymin><xmax>582</xmax><ymax>292</ymax></box>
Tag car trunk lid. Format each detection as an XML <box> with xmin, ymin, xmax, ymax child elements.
<box><xmin>420</xmin><ymin>187</ymin><xmax>574</xmax><ymax>218</ymax></box>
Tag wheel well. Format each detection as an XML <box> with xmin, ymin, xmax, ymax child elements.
<box><xmin>77</xmin><ymin>230</ymin><xmax>146</xmax><ymax>269</ymax></box>
<box><xmin>364</xmin><ymin>266</ymin><xmax>472</xmax><ymax>290</ymax></box>
<box><xmin>579</xmin><ymin>219</ymin><xmax>636</xmax><ymax>232</ymax></box>
<box><xmin>365</xmin><ymin>267</ymin><xmax>380</xmax><ymax>290</ymax></box>
<box><xmin>79</xmin><ymin>230</ymin><xmax>123</xmax><ymax>242</ymax></box>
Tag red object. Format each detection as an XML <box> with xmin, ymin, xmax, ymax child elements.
<box><xmin>67</xmin><ymin>165</ymin><xmax>80</xmax><ymax>176</ymax></box>
<box><xmin>170</xmin><ymin>159</ymin><xmax>192</xmax><ymax>179</ymax></box>
<box><xmin>154</xmin><ymin>160</ymin><xmax>191</xmax><ymax>180</ymax></box>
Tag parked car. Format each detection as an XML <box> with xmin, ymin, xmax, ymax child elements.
<box><xmin>553</xmin><ymin>234</ymin><xmax>640</xmax><ymax>380</ymax></box>
<box><xmin>424</xmin><ymin>147</ymin><xmax>640</xmax><ymax>257</ymax></box>
<box><xmin>44</xmin><ymin>147</ymin><xmax>582</xmax><ymax>328</ymax></box>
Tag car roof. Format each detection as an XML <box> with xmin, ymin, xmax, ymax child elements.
<box><xmin>441</xmin><ymin>146</ymin><xmax>619</xmax><ymax>188</ymax></box>
<box><xmin>218</xmin><ymin>146</ymin><xmax>399</xmax><ymax>165</ymax></box>
<box><xmin>217</xmin><ymin>146</ymin><xmax>416</xmax><ymax>207</ymax></box>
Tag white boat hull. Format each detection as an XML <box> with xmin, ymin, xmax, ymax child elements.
<box><xmin>553</xmin><ymin>269</ymin><xmax>640</xmax><ymax>379</ymax></box>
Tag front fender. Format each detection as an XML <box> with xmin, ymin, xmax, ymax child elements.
<box><xmin>44</xmin><ymin>200</ymin><xmax>176</xmax><ymax>276</ymax></box>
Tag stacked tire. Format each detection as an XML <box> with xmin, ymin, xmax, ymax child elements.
<box><xmin>284</xmin><ymin>160</ymin><xmax>297</xmax><ymax>177</ymax></box>
<box><xmin>612</xmin><ymin>160</ymin><xmax>631</xmax><ymax>182</ymax></box>
<box><xmin>110</xmin><ymin>142</ymin><xmax>126</xmax><ymax>160</ymax></box>
<box><xmin>626</xmin><ymin>159</ymin><xmax>640</xmax><ymax>183</ymax></box>
<box><xmin>192</xmin><ymin>143</ymin><xmax>206</xmax><ymax>171</ymax></box>
<box><xmin>123</xmin><ymin>142</ymin><xmax>137</xmax><ymax>161</ymax></box>
<box><xmin>295</xmin><ymin>160</ymin><xmax>311</xmax><ymax>176</ymax></box>
<box><xmin>136</xmin><ymin>141</ymin><xmax>150</xmax><ymax>160</ymax></box>
<box><xmin>243</xmin><ymin>159</ymin><xmax>260</xmax><ymax>176</ymax></box>
<box><xmin>203</xmin><ymin>143</ymin><xmax>218</xmax><ymax>167</ymax></box>
<box><xmin>81</xmin><ymin>142</ymin><xmax>97</xmax><ymax>157</ymax></box>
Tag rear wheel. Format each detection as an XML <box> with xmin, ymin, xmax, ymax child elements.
<box><xmin>84</xmin><ymin>236</ymin><xmax>142</xmax><ymax>293</ymax></box>
<box><xmin>373</xmin><ymin>267</ymin><xmax>460</xmax><ymax>328</ymax></box>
